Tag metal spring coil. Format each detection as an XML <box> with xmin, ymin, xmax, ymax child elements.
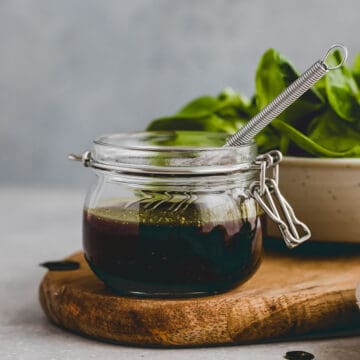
<box><xmin>225</xmin><ymin>60</ymin><xmax>328</xmax><ymax>146</ymax></box>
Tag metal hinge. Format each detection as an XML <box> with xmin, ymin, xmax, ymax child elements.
<box><xmin>249</xmin><ymin>150</ymin><xmax>311</xmax><ymax>249</ymax></box>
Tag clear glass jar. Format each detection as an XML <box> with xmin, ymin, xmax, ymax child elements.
<box><xmin>71</xmin><ymin>131</ymin><xmax>310</xmax><ymax>298</ymax></box>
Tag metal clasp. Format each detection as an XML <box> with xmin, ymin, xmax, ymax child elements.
<box><xmin>250</xmin><ymin>150</ymin><xmax>311</xmax><ymax>249</ymax></box>
<box><xmin>68</xmin><ymin>151</ymin><xmax>92</xmax><ymax>167</ymax></box>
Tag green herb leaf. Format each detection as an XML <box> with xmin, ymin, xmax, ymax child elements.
<box><xmin>352</xmin><ymin>53</ymin><xmax>360</xmax><ymax>85</ymax></box>
<box><xmin>255</xmin><ymin>49</ymin><xmax>325</xmax><ymax>154</ymax></box>
<box><xmin>147</xmin><ymin>113</ymin><xmax>238</xmax><ymax>133</ymax></box>
<box><xmin>146</xmin><ymin>48</ymin><xmax>360</xmax><ymax>158</ymax></box>
<box><xmin>149</xmin><ymin>130</ymin><xmax>227</xmax><ymax>148</ymax></box>
<box><xmin>271</xmin><ymin>112</ymin><xmax>360</xmax><ymax>157</ymax></box>
<box><xmin>147</xmin><ymin>88</ymin><xmax>252</xmax><ymax>134</ymax></box>
<box><xmin>325</xmin><ymin>51</ymin><xmax>360</xmax><ymax>127</ymax></box>
<box><xmin>255</xmin><ymin>49</ymin><xmax>325</xmax><ymax>125</ymax></box>
<box><xmin>308</xmin><ymin>109</ymin><xmax>360</xmax><ymax>155</ymax></box>
<box><xmin>254</xmin><ymin>125</ymin><xmax>280</xmax><ymax>153</ymax></box>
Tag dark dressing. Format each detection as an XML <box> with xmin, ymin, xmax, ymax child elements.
<box><xmin>83</xmin><ymin>201</ymin><xmax>262</xmax><ymax>297</ymax></box>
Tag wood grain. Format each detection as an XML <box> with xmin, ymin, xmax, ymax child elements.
<box><xmin>39</xmin><ymin>243</ymin><xmax>360</xmax><ymax>347</ymax></box>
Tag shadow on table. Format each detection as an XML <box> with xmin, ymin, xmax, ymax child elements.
<box><xmin>264</xmin><ymin>237</ymin><xmax>360</xmax><ymax>259</ymax></box>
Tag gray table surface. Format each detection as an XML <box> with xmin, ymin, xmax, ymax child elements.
<box><xmin>0</xmin><ymin>187</ymin><xmax>359</xmax><ymax>360</ymax></box>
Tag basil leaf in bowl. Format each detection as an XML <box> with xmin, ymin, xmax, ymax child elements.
<box><xmin>147</xmin><ymin>48</ymin><xmax>360</xmax><ymax>158</ymax></box>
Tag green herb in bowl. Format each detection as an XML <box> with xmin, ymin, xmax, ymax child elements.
<box><xmin>147</xmin><ymin>49</ymin><xmax>360</xmax><ymax>158</ymax></box>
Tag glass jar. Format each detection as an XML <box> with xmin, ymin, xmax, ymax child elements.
<box><xmin>70</xmin><ymin>131</ymin><xmax>310</xmax><ymax>298</ymax></box>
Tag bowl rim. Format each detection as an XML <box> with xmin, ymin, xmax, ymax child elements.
<box><xmin>283</xmin><ymin>156</ymin><xmax>360</xmax><ymax>168</ymax></box>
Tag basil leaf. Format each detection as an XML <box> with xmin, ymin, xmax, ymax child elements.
<box><xmin>352</xmin><ymin>53</ymin><xmax>360</xmax><ymax>85</ymax></box>
<box><xmin>308</xmin><ymin>109</ymin><xmax>360</xmax><ymax>155</ymax></box>
<box><xmin>176</xmin><ymin>96</ymin><xmax>222</xmax><ymax>118</ymax></box>
<box><xmin>314</xmin><ymin>76</ymin><xmax>327</xmax><ymax>98</ymax></box>
<box><xmin>255</xmin><ymin>125</ymin><xmax>281</xmax><ymax>153</ymax></box>
<box><xmin>149</xmin><ymin>130</ymin><xmax>226</xmax><ymax>148</ymax></box>
<box><xmin>146</xmin><ymin>49</ymin><xmax>360</xmax><ymax>158</ymax></box>
<box><xmin>271</xmin><ymin>112</ymin><xmax>360</xmax><ymax>157</ymax></box>
<box><xmin>147</xmin><ymin>88</ymin><xmax>252</xmax><ymax>134</ymax></box>
<box><xmin>147</xmin><ymin>113</ymin><xmax>239</xmax><ymax>133</ymax></box>
<box><xmin>325</xmin><ymin>51</ymin><xmax>360</xmax><ymax>126</ymax></box>
<box><xmin>255</xmin><ymin>49</ymin><xmax>325</xmax><ymax>125</ymax></box>
<box><xmin>255</xmin><ymin>49</ymin><xmax>325</xmax><ymax>154</ymax></box>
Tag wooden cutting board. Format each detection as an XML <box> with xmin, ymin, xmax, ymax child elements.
<box><xmin>39</xmin><ymin>241</ymin><xmax>360</xmax><ymax>347</ymax></box>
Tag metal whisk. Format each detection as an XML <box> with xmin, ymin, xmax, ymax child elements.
<box><xmin>225</xmin><ymin>44</ymin><xmax>348</xmax><ymax>147</ymax></box>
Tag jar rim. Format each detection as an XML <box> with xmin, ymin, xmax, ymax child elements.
<box><xmin>94</xmin><ymin>131</ymin><xmax>254</xmax><ymax>152</ymax></box>
<box><xmin>91</xmin><ymin>131</ymin><xmax>258</xmax><ymax>175</ymax></box>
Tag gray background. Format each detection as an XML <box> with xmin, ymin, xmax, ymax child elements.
<box><xmin>1</xmin><ymin>0</ymin><xmax>359</xmax><ymax>187</ymax></box>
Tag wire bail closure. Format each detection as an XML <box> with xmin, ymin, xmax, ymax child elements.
<box><xmin>249</xmin><ymin>150</ymin><xmax>311</xmax><ymax>248</ymax></box>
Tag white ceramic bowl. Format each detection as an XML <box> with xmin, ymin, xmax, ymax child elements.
<box><xmin>266</xmin><ymin>157</ymin><xmax>360</xmax><ymax>243</ymax></box>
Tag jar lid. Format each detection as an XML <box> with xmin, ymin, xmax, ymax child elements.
<box><xmin>86</xmin><ymin>131</ymin><xmax>257</xmax><ymax>175</ymax></box>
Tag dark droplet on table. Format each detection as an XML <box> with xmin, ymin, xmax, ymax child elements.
<box><xmin>40</xmin><ymin>260</ymin><xmax>80</xmax><ymax>271</ymax></box>
<box><xmin>284</xmin><ymin>351</ymin><xmax>315</xmax><ymax>360</ymax></box>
